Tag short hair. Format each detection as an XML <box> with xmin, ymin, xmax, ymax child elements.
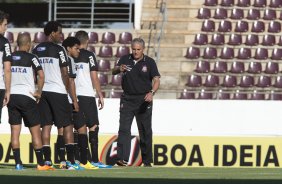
<box><xmin>0</xmin><ymin>10</ymin><xmax>9</xmax><ymax>24</ymax></box>
<box><xmin>75</xmin><ymin>30</ymin><xmax>89</xmax><ymax>44</ymax></box>
<box><xmin>131</xmin><ymin>38</ymin><xmax>145</xmax><ymax>48</ymax></box>
<box><xmin>62</xmin><ymin>37</ymin><xmax>80</xmax><ymax>50</ymax></box>
<box><xmin>17</xmin><ymin>33</ymin><xmax>31</xmax><ymax>47</ymax></box>
<box><xmin>44</xmin><ymin>21</ymin><xmax>62</xmax><ymax>36</ymax></box>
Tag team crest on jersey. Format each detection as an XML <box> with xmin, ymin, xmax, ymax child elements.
<box><xmin>142</xmin><ymin>65</ymin><xmax>147</xmax><ymax>72</ymax></box>
<box><xmin>37</xmin><ymin>47</ymin><xmax>46</xmax><ymax>51</ymax></box>
<box><xmin>12</xmin><ymin>56</ymin><xmax>21</xmax><ymax>60</ymax></box>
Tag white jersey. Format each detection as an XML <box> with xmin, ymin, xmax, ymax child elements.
<box><xmin>32</xmin><ymin>42</ymin><xmax>68</xmax><ymax>94</ymax></box>
<box><xmin>74</xmin><ymin>49</ymin><xmax>98</xmax><ymax>97</ymax></box>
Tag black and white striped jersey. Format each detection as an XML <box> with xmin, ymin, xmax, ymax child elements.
<box><xmin>74</xmin><ymin>49</ymin><xmax>98</xmax><ymax>97</ymax></box>
<box><xmin>0</xmin><ymin>35</ymin><xmax>12</xmax><ymax>90</ymax></box>
<box><xmin>32</xmin><ymin>42</ymin><xmax>68</xmax><ymax>94</ymax></box>
<box><xmin>11</xmin><ymin>51</ymin><xmax>42</xmax><ymax>100</ymax></box>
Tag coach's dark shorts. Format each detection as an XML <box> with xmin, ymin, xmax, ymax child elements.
<box><xmin>39</xmin><ymin>91</ymin><xmax>72</xmax><ymax>128</ymax></box>
<box><xmin>0</xmin><ymin>89</ymin><xmax>5</xmax><ymax>123</ymax></box>
<box><xmin>7</xmin><ymin>94</ymin><xmax>40</xmax><ymax>127</ymax></box>
<box><xmin>73</xmin><ymin>96</ymin><xmax>99</xmax><ymax>130</ymax></box>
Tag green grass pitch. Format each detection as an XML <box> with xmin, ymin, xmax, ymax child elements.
<box><xmin>1</xmin><ymin>164</ymin><xmax>282</xmax><ymax>184</ymax></box>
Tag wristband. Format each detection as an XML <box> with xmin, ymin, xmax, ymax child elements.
<box><xmin>150</xmin><ymin>90</ymin><xmax>155</xmax><ymax>95</ymax></box>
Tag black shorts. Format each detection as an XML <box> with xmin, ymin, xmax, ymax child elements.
<box><xmin>73</xmin><ymin>96</ymin><xmax>99</xmax><ymax>130</ymax></box>
<box><xmin>39</xmin><ymin>91</ymin><xmax>72</xmax><ymax>128</ymax></box>
<box><xmin>7</xmin><ymin>94</ymin><xmax>40</xmax><ymax>127</ymax></box>
<box><xmin>0</xmin><ymin>89</ymin><xmax>5</xmax><ymax>122</ymax></box>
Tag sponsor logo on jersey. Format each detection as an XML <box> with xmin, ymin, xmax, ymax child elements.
<box><xmin>11</xmin><ymin>67</ymin><xmax>27</xmax><ymax>73</ymax></box>
<box><xmin>89</xmin><ymin>56</ymin><xmax>95</xmax><ymax>67</ymax></box>
<box><xmin>100</xmin><ymin>135</ymin><xmax>142</xmax><ymax>166</ymax></box>
<box><xmin>76</xmin><ymin>64</ymin><xmax>83</xmax><ymax>70</ymax></box>
<box><xmin>59</xmin><ymin>51</ymin><xmax>66</xmax><ymax>63</ymax></box>
<box><xmin>39</xmin><ymin>58</ymin><xmax>53</xmax><ymax>64</ymax></box>
<box><xmin>12</xmin><ymin>56</ymin><xmax>21</xmax><ymax>60</ymax></box>
<box><xmin>37</xmin><ymin>47</ymin><xmax>46</xmax><ymax>52</ymax></box>
<box><xmin>4</xmin><ymin>43</ymin><xmax>11</xmax><ymax>56</ymax></box>
<box><xmin>32</xmin><ymin>57</ymin><xmax>40</xmax><ymax>67</ymax></box>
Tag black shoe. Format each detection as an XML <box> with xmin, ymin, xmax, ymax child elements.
<box><xmin>143</xmin><ymin>163</ymin><xmax>152</xmax><ymax>167</ymax></box>
<box><xmin>116</xmin><ymin>160</ymin><xmax>127</xmax><ymax>166</ymax></box>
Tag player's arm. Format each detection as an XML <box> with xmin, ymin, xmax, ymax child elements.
<box><xmin>91</xmin><ymin>71</ymin><xmax>104</xmax><ymax>110</ymax></box>
<box><xmin>30</xmin><ymin>56</ymin><xmax>44</xmax><ymax>102</ymax></box>
<box><xmin>69</xmin><ymin>77</ymin><xmax>79</xmax><ymax>112</ymax></box>
<box><xmin>3</xmin><ymin>61</ymin><xmax>11</xmax><ymax>106</ymax></box>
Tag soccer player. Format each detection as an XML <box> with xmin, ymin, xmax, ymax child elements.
<box><xmin>0</xmin><ymin>10</ymin><xmax>12</xmax><ymax>121</ymax></box>
<box><xmin>62</xmin><ymin>36</ymin><xmax>96</xmax><ymax>170</ymax></box>
<box><xmin>9</xmin><ymin>33</ymin><xmax>54</xmax><ymax>171</ymax></box>
<box><xmin>74</xmin><ymin>30</ymin><xmax>111</xmax><ymax>168</ymax></box>
<box><xmin>32</xmin><ymin>21</ymin><xmax>80</xmax><ymax>170</ymax></box>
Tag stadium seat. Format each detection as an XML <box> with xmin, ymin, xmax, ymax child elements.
<box><xmin>4</xmin><ymin>31</ymin><xmax>14</xmax><ymax>43</ymax></box>
<box><xmin>98</xmin><ymin>46</ymin><xmax>113</xmax><ymax>58</ymax></box>
<box><xmin>185</xmin><ymin>47</ymin><xmax>200</xmax><ymax>59</ymax></box>
<box><xmin>101</xmin><ymin>32</ymin><xmax>116</xmax><ymax>44</ymax></box>
<box><xmin>109</xmin><ymin>88</ymin><xmax>123</xmax><ymax>98</ymax></box>
<box><xmin>197</xmin><ymin>8</ymin><xmax>211</xmax><ymax>19</ymax></box>
<box><xmin>256</xmin><ymin>75</ymin><xmax>271</xmax><ymax>88</ymax></box>
<box><xmin>213</xmin><ymin>61</ymin><xmax>228</xmax><ymax>73</ymax></box>
<box><xmin>87</xmin><ymin>45</ymin><xmax>96</xmax><ymax>53</ymax></box>
<box><xmin>201</xmin><ymin>20</ymin><xmax>215</xmax><ymax>32</ymax></box>
<box><xmin>233</xmin><ymin>90</ymin><xmax>248</xmax><ymax>100</ymax></box>
<box><xmin>213</xmin><ymin>8</ymin><xmax>228</xmax><ymax>19</ymax></box>
<box><xmin>251</xmin><ymin>21</ymin><xmax>265</xmax><ymax>33</ymax></box>
<box><xmin>237</xmin><ymin>48</ymin><xmax>252</xmax><ymax>59</ymax></box>
<box><xmin>216</xmin><ymin>89</ymin><xmax>231</xmax><ymax>100</ymax></box>
<box><xmin>33</xmin><ymin>31</ymin><xmax>47</xmax><ymax>43</ymax></box>
<box><xmin>245</xmin><ymin>34</ymin><xmax>259</xmax><ymax>46</ymax></box>
<box><xmin>98</xmin><ymin>59</ymin><xmax>111</xmax><ymax>72</ymax></box>
<box><xmin>194</xmin><ymin>60</ymin><xmax>210</xmax><ymax>73</ymax></box>
<box><xmin>193</xmin><ymin>33</ymin><xmax>208</xmax><ymax>45</ymax></box>
<box><xmin>273</xmin><ymin>76</ymin><xmax>282</xmax><ymax>88</ymax></box>
<box><xmin>269</xmin><ymin>0</ymin><xmax>282</xmax><ymax>8</ymax></box>
<box><xmin>179</xmin><ymin>89</ymin><xmax>195</xmax><ymax>99</ymax></box>
<box><xmin>116</xmin><ymin>46</ymin><xmax>130</xmax><ymax>58</ymax></box>
<box><xmin>250</xmin><ymin>90</ymin><xmax>265</xmax><ymax>100</ymax></box>
<box><xmin>263</xmin><ymin>9</ymin><xmax>277</xmax><ymax>20</ymax></box>
<box><xmin>218</xmin><ymin>20</ymin><xmax>232</xmax><ymax>32</ymax></box>
<box><xmin>88</xmin><ymin>32</ymin><xmax>99</xmax><ymax>44</ymax></box>
<box><xmin>264</xmin><ymin>61</ymin><xmax>279</xmax><ymax>74</ymax></box>
<box><xmin>118</xmin><ymin>32</ymin><xmax>132</xmax><ymax>44</ymax></box>
<box><xmin>250</xmin><ymin>90</ymin><xmax>266</xmax><ymax>100</ymax></box>
<box><xmin>239</xmin><ymin>75</ymin><xmax>254</xmax><ymax>88</ymax></box>
<box><xmin>253</xmin><ymin>0</ymin><xmax>267</xmax><ymax>7</ymax></box>
<box><xmin>220</xmin><ymin>47</ymin><xmax>234</xmax><ymax>59</ymax></box>
<box><xmin>204</xmin><ymin>75</ymin><xmax>219</xmax><ymax>87</ymax></box>
<box><xmin>247</xmin><ymin>61</ymin><xmax>262</xmax><ymax>74</ymax></box>
<box><xmin>268</xmin><ymin>21</ymin><xmax>281</xmax><ymax>33</ymax></box>
<box><xmin>186</xmin><ymin>75</ymin><xmax>202</xmax><ymax>87</ymax></box>
<box><xmin>254</xmin><ymin>48</ymin><xmax>268</xmax><ymax>60</ymax></box>
<box><xmin>198</xmin><ymin>89</ymin><xmax>214</xmax><ymax>99</ymax></box>
<box><xmin>210</xmin><ymin>33</ymin><xmax>225</xmax><ymax>45</ymax></box>
<box><xmin>220</xmin><ymin>0</ymin><xmax>234</xmax><ymax>6</ymax></box>
<box><xmin>204</xmin><ymin>0</ymin><xmax>218</xmax><ymax>6</ymax></box>
<box><xmin>230</xmin><ymin>61</ymin><xmax>245</xmax><ymax>73</ymax></box>
<box><xmin>271</xmin><ymin>48</ymin><xmax>282</xmax><ymax>60</ymax></box>
<box><xmin>237</xmin><ymin>0</ymin><xmax>251</xmax><ymax>7</ymax></box>
<box><xmin>246</xmin><ymin>9</ymin><xmax>261</xmax><ymax>20</ymax></box>
<box><xmin>269</xmin><ymin>91</ymin><xmax>282</xmax><ymax>100</ymax></box>
<box><xmin>227</xmin><ymin>34</ymin><xmax>242</xmax><ymax>46</ymax></box>
<box><xmin>98</xmin><ymin>73</ymin><xmax>108</xmax><ymax>86</ymax></box>
<box><xmin>230</xmin><ymin>9</ymin><xmax>244</xmax><ymax>20</ymax></box>
<box><xmin>278</xmin><ymin>36</ymin><xmax>282</xmax><ymax>46</ymax></box>
<box><xmin>234</xmin><ymin>20</ymin><xmax>249</xmax><ymax>32</ymax></box>
<box><xmin>203</xmin><ymin>47</ymin><xmax>217</xmax><ymax>59</ymax></box>
<box><xmin>111</xmin><ymin>73</ymin><xmax>122</xmax><ymax>86</ymax></box>
<box><xmin>222</xmin><ymin>75</ymin><xmax>237</xmax><ymax>87</ymax></box>
<box><xmin>261</xmin><ymin>34</ymin><xmax>276</xmax><ymax>46</ymax></box>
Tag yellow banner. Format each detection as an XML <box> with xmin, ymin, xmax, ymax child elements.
<box><xmin>0</xmin><ymin>134</ymin><xmax>282</xmax><ymax>168</ymax></box>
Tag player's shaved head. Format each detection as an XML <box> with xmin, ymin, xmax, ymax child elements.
<box><xmin>75</xmin><ymin>30</ymin><xmax>89</xmax><ymax>44</ymax></box>
<box><xmin>17</xmin><ymin>33</ymin><xmax>31</xmax><ymax>47</ymax></box>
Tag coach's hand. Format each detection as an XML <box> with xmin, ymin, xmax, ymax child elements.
<box><xmin>144</xmin><ymin>92</ymin><xmax>153</xmax><ymax>102</ymax></box>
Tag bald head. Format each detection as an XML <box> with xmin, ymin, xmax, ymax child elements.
<box><xmin>17</xmin><ymin>33</ymin><xmax>31</xmax><ymax>51</ymax></box>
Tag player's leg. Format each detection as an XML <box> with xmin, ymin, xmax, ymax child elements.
<box><xmin>57</xmin><ymin>127</ymin><xmax>66</xmax><ymax>169</ymax></box>
<box><xmin>10</xmin><ymin>124</ymin><xmax>23</xmax><ymax>170</ymax></box>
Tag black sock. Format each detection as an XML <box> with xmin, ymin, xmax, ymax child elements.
<box><xmin>89</xmin><ymin>127</ymin><xmax>99</xmax><ymax>163</ymax></box>
<box><xmin>13</xmin><ymin>148</ymin><xmax>22</xmax><ymax>165</ymax></box>
<box><xmin>73</xmin><ymin>131</ymin><xmax>80</xmax><ymax>161</ymax></box>
<box><xmin>56</xmin><ymin>135</ymin><xmax>66</xmax><ymax>162</ymax></box>
<box><xmin>42</xmin><ymin>145</ymin><xmax>51</xmax><ymax>162</ymax></box>
<box><xmin>65</xmin><ymin>144</ymin><xmax>75</xmax><ymax>164</ymax></box>
<box><xmin>34</xmin><ymin>148</ymin><xmax>44</xmax><ymax>166</ymax></box>
<box><xmin>78</xmin><ymin>134</ymin><xmax>88</xmax><ymax>164</ymax></box>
